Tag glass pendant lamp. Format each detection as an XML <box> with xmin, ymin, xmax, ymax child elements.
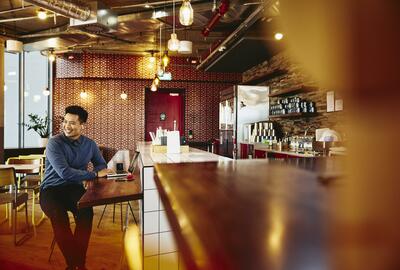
<box><xmin>168</xmin><ymin>0</ymin><xmax>180</xmax><ymax>51</ymax></box>
<box><xmin>179</xmin><ymin>0</ymin><xmax>193</xmax><ymax>26</ymax></box>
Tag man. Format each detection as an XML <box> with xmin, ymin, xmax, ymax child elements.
<box><xmin>40</xmin><ymin>105</ymin><xmax>113</xmax><ymax>270</ymax></box>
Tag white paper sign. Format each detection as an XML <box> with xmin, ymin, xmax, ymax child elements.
<box><xmin>335</xmin><ymin>99</ymin><xmax>343</xmax><ymax>111</ymax></box>
<box><xmin>327</xmin><ymin>91</ymin><xmax>335</xmax><ymax>112</ymax></box>
<box><xmin>167</xmin><ymin>131</ymin><xmax>180</xmax><ymax>154</ymax></box>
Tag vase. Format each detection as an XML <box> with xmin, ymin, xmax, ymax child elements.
<box><xmin>39</xmin><ymin>137</ymin><xmax>49</xmax><ymax>148</ymax></box>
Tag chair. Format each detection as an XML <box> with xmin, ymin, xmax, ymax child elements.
<box><xmin>6</xmin><ymin>157</ymin><xmax>45</xmax><ymax>234</ymax></box>
<box><xmin>18</xmin><ymin>154</ymin><xmax>46</xmax><ymax>185</ymax></box>
<box><xmin>0</xmin><ymin>167</ymin><xmax>31</xmax><ymax>245</ymax></box>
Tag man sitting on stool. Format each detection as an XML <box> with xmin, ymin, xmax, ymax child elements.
<box><xmin>40</xmin><ymin>105</ymin><xmax>113</xmax><ymax>270</ymax></box>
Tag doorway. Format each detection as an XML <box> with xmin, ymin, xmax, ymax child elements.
<box><xmin>145</xmin><ymin>88</ymin><xmax>185</xmax><ymax>141</ymax></box>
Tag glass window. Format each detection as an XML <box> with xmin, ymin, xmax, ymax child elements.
<box><xmin>4</xmin><ymin>52</ymin><xmax>20</xmax><ymax>148</ymax></box>
<box><xmin>24</xmin><ymin>51</ymin><xmax>49</xmax><ymax>147</ymax></box>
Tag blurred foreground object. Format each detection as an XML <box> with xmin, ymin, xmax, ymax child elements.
<box><xmin>280</xmin><ymin>0</ymin><xmax>400</xmax><ymax>269</ymax></box>
<box><xmin>124</xmin><ymin>225</ymin><xmax>142</xmax><ymax>270</ymax></box>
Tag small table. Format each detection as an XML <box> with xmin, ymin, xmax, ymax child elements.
<box><xmin>78</xmin><ymin>178</ymin><xmax>143</xmax><ymax>209</ymax></box>
<box><xmin>0</xmin><ymin>164</ymin><xmax>40</xmax><ymax>174</ymax></box>
<box><xmin>78</xmin><ymin>177</ymin><xmax>143</xmax><ymax>268</ymax></box>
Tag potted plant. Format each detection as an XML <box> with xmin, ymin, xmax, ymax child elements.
<box><xmin>24</xmin><ymin>113</ymin><xmax>50</xmax><ymax>147</ymax></box>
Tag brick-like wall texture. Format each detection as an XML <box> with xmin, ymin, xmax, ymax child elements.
<box><xmin>242</xmin><ymin>51</ymin><xmax>346</xmax><ymax>138</ymax></box>
<box><xmin>53</xmin><ymin>53</ymin><xmax>240</xmax><ymax>160</ymax></box>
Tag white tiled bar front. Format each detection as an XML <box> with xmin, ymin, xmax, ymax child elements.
<box><xmin>136</xmin><ymin>142</ymin><xmax>230</xmax><ymax>270</ymax></box>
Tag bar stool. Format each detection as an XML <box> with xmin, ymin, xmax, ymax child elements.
<box><xmin>97</xmin><ymin>202</ymin><xmax>138</xmax><ymax>231</ymax></box>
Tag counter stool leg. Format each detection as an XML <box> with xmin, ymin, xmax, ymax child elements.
<box><xmin>97</xmin><ymin>204</ymin><xmax>108</xmax><ymax>228</ymax></box>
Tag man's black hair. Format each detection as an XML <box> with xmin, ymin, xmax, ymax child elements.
<box><xmin>65</xmin><ymin>105</ymin><xmax>88</xmax><ymax>123</ymax></box>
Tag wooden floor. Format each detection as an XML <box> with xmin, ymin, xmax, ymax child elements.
<box><xmin>0</xmin><ymin>197</ymin><xmax>140</xmax><ymax>270</ymax></box>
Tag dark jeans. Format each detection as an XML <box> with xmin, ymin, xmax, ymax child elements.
<box><xmin>40</xmin><ymin>184</ymin><xmax>93</xmax><ymax>268</ymax></box>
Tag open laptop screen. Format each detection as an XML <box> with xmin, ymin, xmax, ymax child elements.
<box><xmin>128</xmin><ymin>151</ymin><xmax>140</xmax><ymax>173</ymax></box>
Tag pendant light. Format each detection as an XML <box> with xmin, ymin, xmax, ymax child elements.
<box><xmin>120</xmin><ymin>91</ymin><xmax>128</xmax><ymax>100</ymax></box>
<box><xmin>178</xmin><ymin>28</ymin><xmax>192</xmax><ymax>54</ymax></box>
<box><xmin>154</xmin><ymin>75</ymin><xmax>160</xmax><ymax>86</ymax></box>
<box><xmin>42</xmin><ymin>87</ymin><xmax>50</xmax><ymax>96</ymax></box>
<box><xmin>168</xmin><ymin>0</ymin><xmax>180</xmax><ymax>51</ymax></box>
<box><xmin>80</xmin><ymin>90</ymin><xmax>88</xmax><ymax>99</ymax></box>
<box><xmin>179</xmin><ymin>0</ymin><xmax>194</xmax><ymax>26</ymax></box>
<box><xmin>162</xmin><ymin>50</ymin><xmax>170</xmax><ymax>68</ymax></box>
<box><xmin>178</xmin><ymin>40</ymin><xmax>192</xmax><ymax>54</ymax></box>
<box><xmin>48</xmin><ymin>49</ymin><xmax>56</xmax><ymax>62</ymax></box>
<box><xmin>150</xmin><ymin>83</ymin><xmax>157</xmax><ymax>92</ymax></box>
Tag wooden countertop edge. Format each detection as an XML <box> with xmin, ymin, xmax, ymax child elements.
<box><xmin>154</xmin><ymin>164</ymin><xmax>201</xmax><ymax>270</ymax></box>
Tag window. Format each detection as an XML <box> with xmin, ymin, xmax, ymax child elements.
<box><xmin>3</xmin><ymin>51</ymin><xmax>50</xmax><ymax>148</ymax></box>
<box><xmin>4</xmin><ymin>52</ymin><xmax>20</xmax><ymax>148</ymax></box>
<box><xmin>24</xmin><ymin>51</ymin><xmax>49</xmax><ymax>147</ymax></box>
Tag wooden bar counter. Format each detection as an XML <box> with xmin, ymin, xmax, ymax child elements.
<box><xmin>154</xmin><ymin>160</ymin><xmax>333</xmax><ymax>270</ymax></box>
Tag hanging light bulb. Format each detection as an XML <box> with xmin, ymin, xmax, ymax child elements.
<box><xmin>180</xmin><ymin>0</ymin><xmax>194</xmax><ymax>26</ymax></box>
<box><xmin>120</xmin><ymin>91</ymin><xmax>128</xmax><ymax>100</ymax></box>
<box><xmin>154</xmin><ymin>75</ymin><xmax>160</xmax><ymax>86</ymax></box>
<box><xmin>168</xmin><ymin>33</ymin><xmax>180</xmax><ymax>51</ymax></box>
<box><xmin>80</xmin><ymin>90</ymin><xmax>88</xmax><ymax>99</ymax></box>
<box><xmin>149</xmin><ymin>53</ymin><xmax>156</xmax><ymax>63</ymax></box>
<box><xmin>48</xmin><ymin>51</ymin><xmax>56</xmax><ymax>62</ymax></box>
<box><xmin>37</xmin><ymin>8</ymin><xmax>47</xmax><ymax>20</ymax></box>
<box><xmin>162</xmin><ymin>51</ymin><xmax>170</xmax><ymax>68</ymax></box>
<box><xmin>168</xmin><ymin>0</ymin><xmax>180</xmax><ymax>51</ymax></box>
<box><xmin>150</xmin><ymin>83</ymin><xmax>157</xmax><ymax>92</ymax></box>
<box><xmin>43</xmin><ymin>87</ymin><xmax>50</xmax><ymax>96</ymax></box>
<box><xmin>148</xmin><ymin>52</ymin><xmax>156</xmax><ymax>69</ymax></box>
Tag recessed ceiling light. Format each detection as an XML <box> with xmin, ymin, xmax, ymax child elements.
<box><xmin>274</xmin><ymin>32</ymin><xmax>283</xmax><ymax>40</ymax></box>
<box><xmin>37</xmin><ymin>8</ymin><xmax>47</xmax><ymax>20</ymax></box>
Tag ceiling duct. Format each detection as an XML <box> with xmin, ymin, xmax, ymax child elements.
<box><xmin>201</xmin><ymin>0</ymin><xmax>230</xmax><ymax>37</ymax></box>
<box><xmin>69</xmin><ymin>1</ymin><xmax>118</xmax><ymax>34</ymax></box>
<box><xmin>25</xmin><ymin>0</ymin><xmax>91</xmax><ymax>21</ymax></box>
<box><xmin>197</xmin><ymin>2</ymin><xmax>271</xmax><ymax>71</ymax></box>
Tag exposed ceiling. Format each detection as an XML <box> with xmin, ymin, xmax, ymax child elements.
<box><xmin>0</xmin><ymin>0</ymin><xmax>285</xmax><ymax>72</ymax></box>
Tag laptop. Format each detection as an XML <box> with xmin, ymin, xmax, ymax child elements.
<box><xmin>107</xmin><ymin>151</ymin><xmax>139</xmax><ymax>178</ymax></box>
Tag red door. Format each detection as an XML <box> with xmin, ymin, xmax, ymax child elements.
<box><xmin>145</xmin><ymin>89</ymin><xmax>184</xmax><ymax>141</ymax></box>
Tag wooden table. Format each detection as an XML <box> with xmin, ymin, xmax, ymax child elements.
<box><xmin>0</xmin><ymin>164</ymin><xmax>40</xmax><ymax>174</ymax></box>
<box><xmin>154</xmin><ymin>160</ymin><xmax>335</xmax><ymax>270</ymax></box>
<box><xmin>78</xmin><ymin>178</ymin><xmax>142</xmax><ymax>209</ymax></box>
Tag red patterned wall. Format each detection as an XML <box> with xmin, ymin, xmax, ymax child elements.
<box><xmin>53</xmin><ymin>53</ymin><xmax>240</xmax><ymax>160</ymax></box>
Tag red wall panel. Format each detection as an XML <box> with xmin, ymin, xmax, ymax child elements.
<box><xmin>53</xmin><ymin>53</ymin><xmax>240</xmax><ymax>160</ymax></box>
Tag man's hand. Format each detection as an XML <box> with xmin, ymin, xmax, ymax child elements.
<box><xmin>97</xmin><ymin>168</ymin><xmax>115</xmax><ymax>178</ymax></box>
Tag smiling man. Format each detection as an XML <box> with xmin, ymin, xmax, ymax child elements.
<box><xmin>40</xmin><ymin>105</ymin><xmax>113</xmax><ymax>270</ymax></box>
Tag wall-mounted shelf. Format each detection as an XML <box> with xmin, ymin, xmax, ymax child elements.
<box><xmin>269</xmin><ymin>85</ymin><xmax>317</xmax><ymax>97</ymax></box>
<box><xmin>242</xmin><ymin>68</ymin><xmax>287</xmax><ymax>85</ymax></box>
<box><xmin>269</xmin><ymin>112</ymin><xmax>317</xmax><ymax>119</ymax></box>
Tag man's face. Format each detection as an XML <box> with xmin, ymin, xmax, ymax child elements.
<box><xmin>63</xmin><ymin>113</ymin><xmax>83</xmax><ymax>140</ymax></box>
